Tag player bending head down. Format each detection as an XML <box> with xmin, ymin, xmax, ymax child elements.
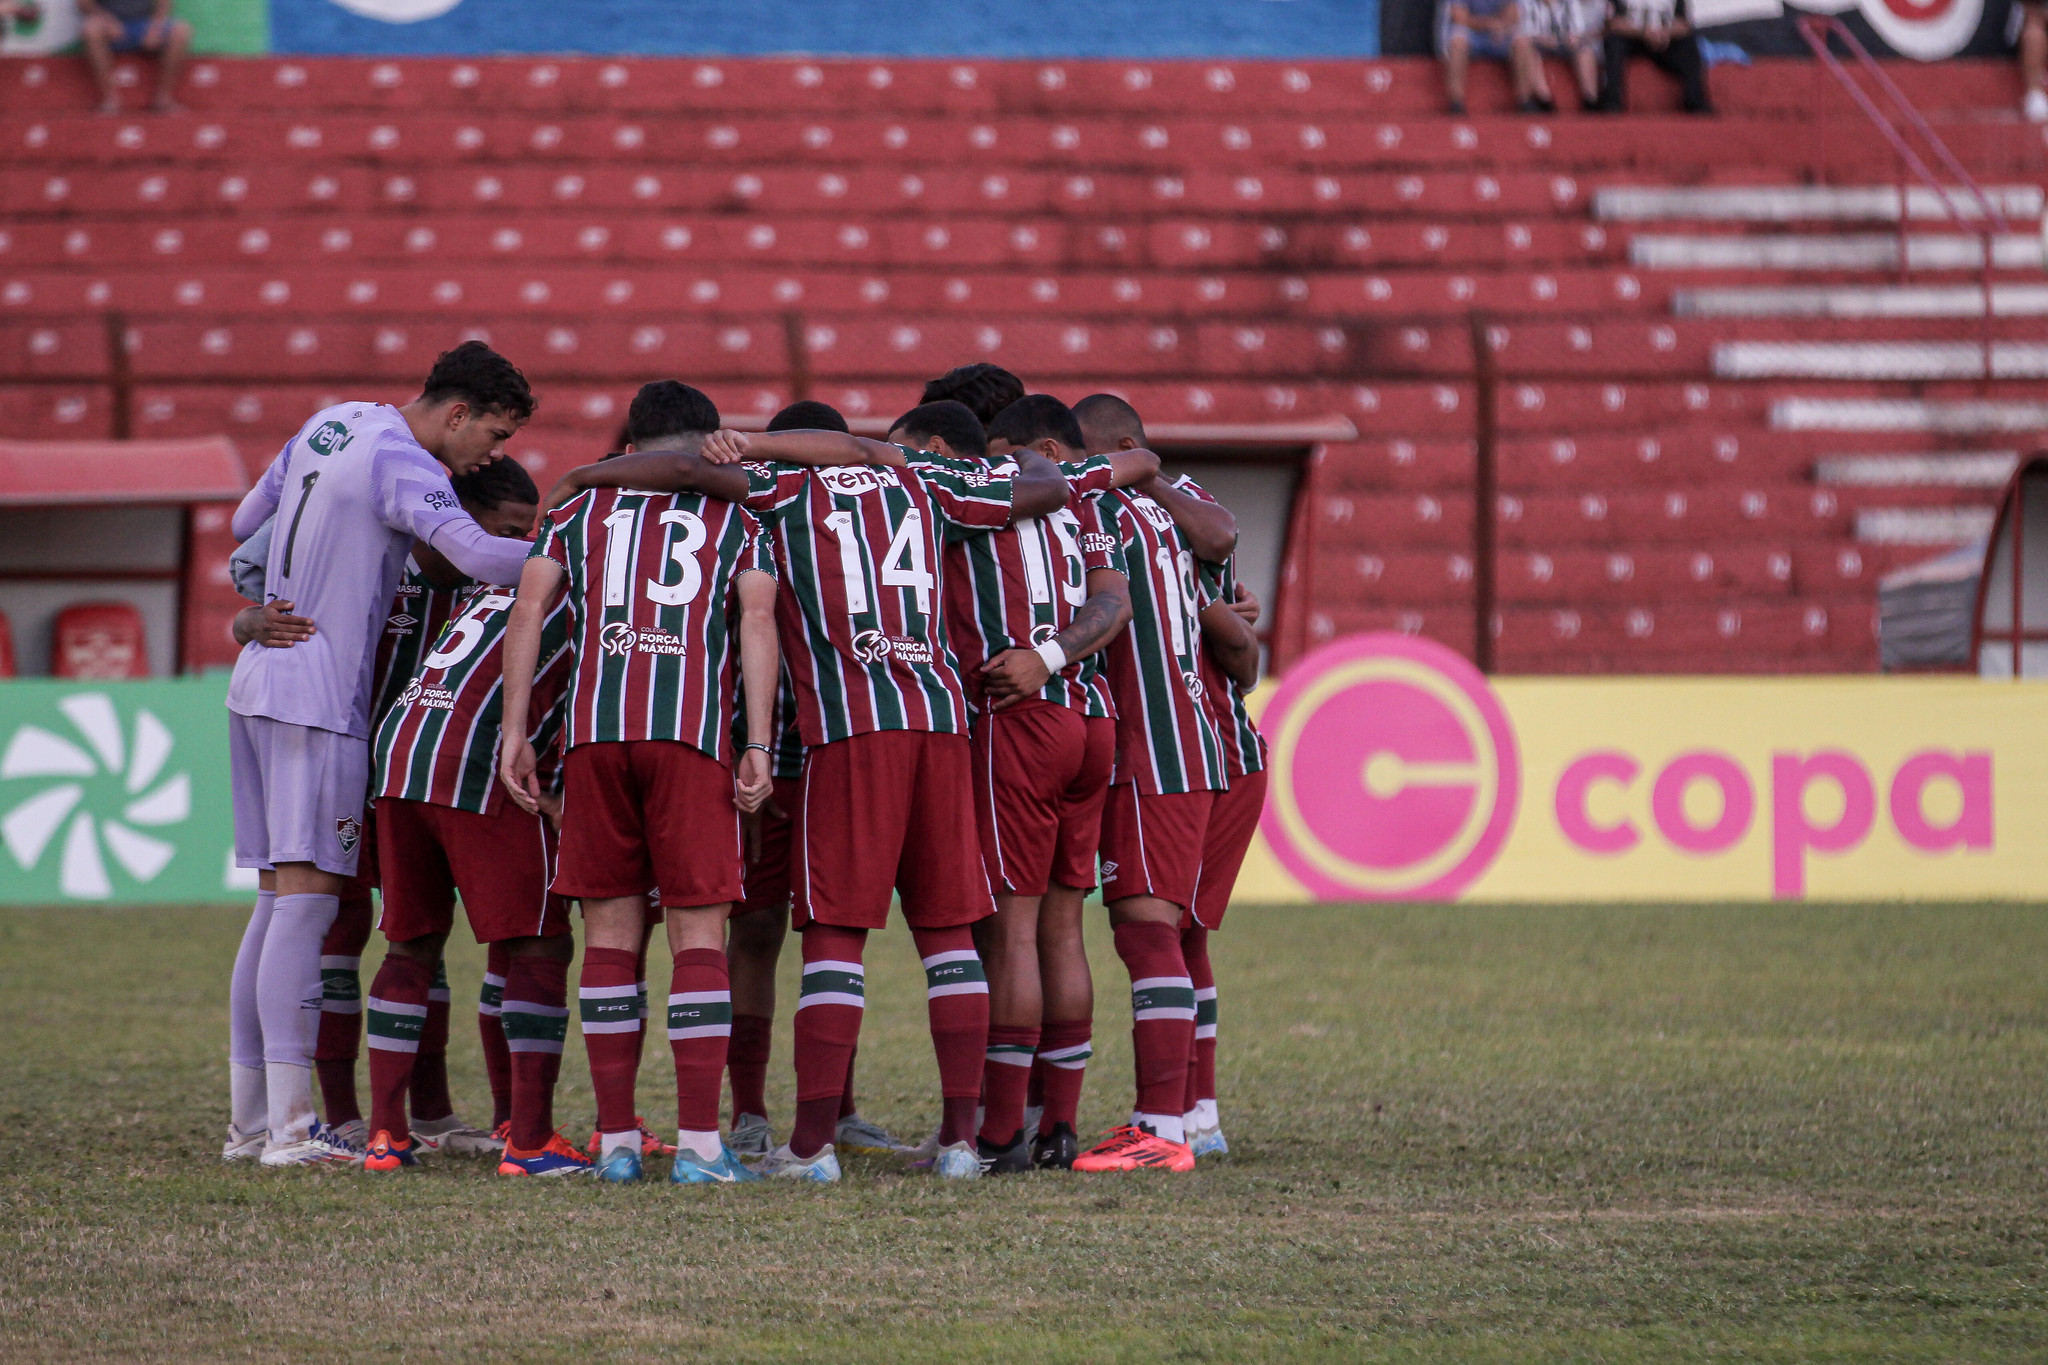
<box><xmin>500</xmin><ymin>379</ymin><xmax>785</xmax><ymax>1185</ymax></box>
<box><xmin>920</xmin><ymin>362</ymin><xmax>1026</xmax><ymax>427</ymax></box>
<box><xmin>220</xmin><ymin>342</ymin><xmax>545</xmax><ymax>1169</ymax></box>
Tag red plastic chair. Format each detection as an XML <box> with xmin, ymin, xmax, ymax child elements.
<box><xmin>52</xmin><ymin>601</ymin><xmax>149</xmax><ymax>679</ymax></box>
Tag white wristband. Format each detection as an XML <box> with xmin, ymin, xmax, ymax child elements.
<box><xmin>1033</xmin><ymin>639</ymin><xmax>1069</xmax><ymax>675</ymax></box>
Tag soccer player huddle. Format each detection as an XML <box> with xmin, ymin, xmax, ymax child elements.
<box><xmin>220</xmin><ymin>341</ymin><xmax>1269</xmax><ymax>1184</ymax></box>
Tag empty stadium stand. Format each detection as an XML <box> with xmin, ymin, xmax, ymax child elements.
<box><xmin>4</xmin><ymin>52</ymin><xmax>2041</xmax><ymax>673</ymax></box>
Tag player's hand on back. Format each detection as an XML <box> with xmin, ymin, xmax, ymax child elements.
<box><xmin>734</xmin><ymin>746</ymin><xmax>773</xmax><ymax>813</ymax></box>
<box><xmin>979</xmin><ymin>648</ymin><xmax>1053</xmax><ymax>709</ymax></box>
<box><xmin>237</xmin><ymin>599</ymin><xmax>316</xmax><ymax>649</ymax></box>
<box><xmin>700</xmin><ymin>429</ymin><xmax>751</xmax><ymax>465</ymax></box>
<box><xmin>1230</xmin><ymin>584</ymin><xmax>1261</xmax><ymax>627</ymax></box>
<box><xmin>498</xmin><ymin>737</ymin><xmax>543</xmax><ymax>815</ymax></box>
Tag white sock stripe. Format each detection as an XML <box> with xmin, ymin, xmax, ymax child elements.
<box><xmin>364</xmin><ymin>1036</ymin><xmax>421</xmax><ymax>1053</ymax></box>
<box><xmin>666</xmin><ymin>991</ymin><xmax>732</xmax><ymax>1005</ymax></box>
<box><xmin>319</xmin><ymin>956</ymin><xmax>360</xmax><ymax>970</ymax></box>
<box><xmin>985</xmin><ymin>1051</ymin><xmax>1035</xmax><ymax>1067</ymax></box>
<box><xmin>795</xmin><ymin>992</ymin><xmax>866</xmax><ymax>1010</ymax></box>
<box><xmin>1195</xmin><ymin>1024</ymin><xmax>1218</xmax><ymax>1039</ymax></box>
<box><xmin>476</xmin><ymin>1003</ymin><xmax>503</xmax><ymax>1017</ymax></box>
<box><xmin>802</xmin><ymin>960</ymin><xmax>865</xmax><ymax>977</ymax></box>
<box><xmin>666</xmin><ymin>1024</ymin><xmax>734</xmax><ymax>1039</ymax></box>
<box><xmin>1039</xmin><ymin>1042</ymin><xmax>1092</xmax><ymax>1061</ymax></box>
<box><xmin>504</xmin><ymin>1039</ymin><xmax>565</xmax><ymax>1054</ymax></box>
<box><xmin>1131</xmin><ymin>976</ymin><xmax>1195</xmax><ymax>992</ymax></box>
<box><xmin>580</xmin><ymin>1020</ymin><xmax>643</xmax><ymax>1034</ymax></box>
<box><xmin>918</xmin><ymin>949</ymin><xmax>981</xmax><ymax>969</ymax></box>
<box><xmin>927</xmin><ymin>982</ymin><xmax>990</xmax><ymax>998</ymax></box>
<box><xmin>578</xmin><ymin>983</ymin><xmax>641</xmax><ymax>1000</ymax></box>
<box><xmin>501</xmin><ymin>1000</ymin><xmax>571</xmax><ymax>1018</ymax></box>
<box><xmin>1134</xmin><ymin>1006</ymin><xmax>1199</xmax><ymax>1021</ymax></box>
<box><xmin>483</xmin><ymin>972</ymin><xmax>508</xmax><ymax>987</ymax></box>
<box><xmin>1194</xmin><ymin>986</ymin><xmax>1218</xmax><ymax>1002</ymax></box>
<box><xmin>427</xmin><ymin>988</ymin><xmax>451</xmax><ymax>1003</ymax></box>
<box><xmin>366</xmin><ymin>996</ymin><xmax>429</xmax><ymax>1018</ymax></box>
<box><xmin>319</xmin><ymin>1001</ymin><xmax>362</xmax><ymax>1015</ymax></box>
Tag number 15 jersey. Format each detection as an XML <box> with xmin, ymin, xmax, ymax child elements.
<box><xmin>533</xmin><ymin>488</ymin><xmax>774</xmax><ymax>764</ymax></box>
<box><xmin>743</xmin><ymin>453</ymin><xmax>1016</xmax><ymax>745</ymax></box>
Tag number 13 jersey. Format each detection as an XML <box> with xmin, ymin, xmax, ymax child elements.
<box><xmin>743</xmin><ymin>454</ymin><xmax>1016</xmax><ymax>745</ymax></box>
<box><xmin>533</xmin><ymin>488</ymin><xmax>775</xmax><ymax>762</ymax></box>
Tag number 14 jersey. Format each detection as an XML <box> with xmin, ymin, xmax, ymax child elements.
<box><xmin>533</xmin><ymin>488</ymin><xmax>775</xmax><ymax>763</ymax></box>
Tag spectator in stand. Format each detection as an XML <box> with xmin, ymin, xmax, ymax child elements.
<box><xmin>1523</xmin><ymin>0</ymin><xmax>1604</xmax><ymax>111</ymax></box>
<box><xmin>2015</xmin><ymin>0</ymin><xmax>2048</xmax><ymax>121</ymax></box>
<box><xmin>1438</xmin><ymin>0</ymin><xmax>1549</xmax><ymax>114</ymax></box>
<box><xmin>1597</xmin><ymin>0</ymin><xmax>1712</xmax><ymax>115</ymax></box>
<box><xmin>80</xmin><ymin>0</ymin><xmax>190</xmax><ymax>115</ymax></box>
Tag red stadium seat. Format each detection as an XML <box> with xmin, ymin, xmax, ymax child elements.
<box><xmin>0</xmin><ymin>610</ymin><xmax>14</xmax><ymax>678</ymax></box>
<box><xmin>52</xmin><ymin>601</ymin><xmax>149</xmax><ymax>679</ymax></box>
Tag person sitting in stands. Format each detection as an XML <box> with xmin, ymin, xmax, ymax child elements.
<box><xmin>1524</xmin><ymin>0</ymin><xmax>1604</xmax><ymax>112</ymax></box>
<box><xmin>80</xmin><ymin>0</ymin><xmax>190</xmax><ymax>115</ymax></box>
<box><xmin>1439</xmin><ymin>0</ymin><xmax>1547</xmax><ymax>114</ymax></box>
<box><xmin>1597</xmin><ymin>0</ymin><xmax>1712</xmax><ymax>115</ymax></box>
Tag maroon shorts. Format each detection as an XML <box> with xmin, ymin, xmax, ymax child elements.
<box><xmin>376</xmin><ymin>797</ymin><xmax>571</xmax><ymax>944</ymax></box>
<box><xmin>973</xmin><ymin>701</ymin><xmax>1115</xmax><ymax>897</ymax></box>
<box><xmin>1099</xmin><ymin>784</ymin><xmax>1219</xmax><ymax>913</ymax></box>
<box><xmin>739</xmin><ymin>777</ymin><xmax>803</xmax><ymax>919</ymax></box>
<box><xmin>1188</xmin><ymin>768</ymin><xmax>1267</xmax><ymax>931</ymax></box>
<box><xmin>554</xmin><ymin>741</ymin><xmax>744</xmax><ymax>909</ymax></box>
<box><xmin>793</xmin><ymin>729</ymin><xmax>994</xmax><ymax>931</ymax></box>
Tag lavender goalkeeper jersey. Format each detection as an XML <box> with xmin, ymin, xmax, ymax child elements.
<box><xmin>226</xmin><ymin>403</ymin><xmax>518</xmax><ymax>739</ymax></box>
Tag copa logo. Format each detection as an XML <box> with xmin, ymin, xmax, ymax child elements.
<box><xmin>820</xmin><ymin>467</ymin><xmax>882</xmax><ymax>496</ymax></box>
<box><xmin>851</xmin><ymin>629</ymin><xmax>892</xmax><ymax>664</ymax></box>
<box><xmin>1260</xmin><ymin>633</ymin><xmax>1518</xmax><ymax>901</ymax></box>
<box><xmin>600</xmin><ymin>622</ymin><xmax>637</xmax><ymax>657</ymax></box>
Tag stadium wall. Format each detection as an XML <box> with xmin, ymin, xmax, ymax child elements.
<box><xmin>2</xmin><ymin>658</ymin><xmax>2042</xmax><ymax>906</ymax></box>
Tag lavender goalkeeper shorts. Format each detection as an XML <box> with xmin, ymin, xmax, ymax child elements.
<box><xmin>229</xmin><ymin>711</ymin><xmax>370</xmax><ymax>877</ymax></box>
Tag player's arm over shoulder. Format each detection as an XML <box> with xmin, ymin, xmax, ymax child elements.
<box><xmin>543</xmin><ymin>450</ymin><xmax>750</xmax><ymax>507</ymax></box>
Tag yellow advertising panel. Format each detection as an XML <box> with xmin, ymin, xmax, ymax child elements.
<box><xmin>1238</xmin><ymin>634</ymin><xmax>2048</xmax><ymax>903</ymax></box>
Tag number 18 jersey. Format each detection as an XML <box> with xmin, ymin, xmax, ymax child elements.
<box><xmin>534</xmin><ymin>487</ymin><xmax>774</xmax><ymax>764</ymax></box>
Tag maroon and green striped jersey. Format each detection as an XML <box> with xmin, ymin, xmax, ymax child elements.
<box><xmin>743</xmin><ymin>452</ymin><xmax>1015</xmax><ymax>745</ymax></box>
<box><xmin>371</xmin><ymin>585</ymin><xmax>574</xmax><ymax>814</ymax></box>
<box><xmin>1098</xmin><ymin>487</ymin><xmax>1229</xmax><ymax>795</ymax></box>
<box><xmin>1176</xmin><ymin>475</ymin><xmax>1268</xmax><ymax>780</ymax></box>
<box><xmin>535</xmin><ymin>487</ymin><xmax>774</xmax><ymax>762</ymax></box>
<box><xmin>928</xmin><ymin>454</ymin><xmax>1123</xmax><ymax>718</ymax></box>
<box><xmin>369</xmin><ymin>561</ymin><xmax>464</xmax><ymax>729</ymax></box>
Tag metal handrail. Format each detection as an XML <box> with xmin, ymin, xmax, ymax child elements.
<box><xmin>1797</xmin><ymin>14</ymin><xmax>2007</xmax><ymax>376</ymax></box>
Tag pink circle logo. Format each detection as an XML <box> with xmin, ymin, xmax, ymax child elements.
<box><xmin>1260</xmin><ymin>633</ymin><xmax>1519</xmax><ymax>901</ymax></box>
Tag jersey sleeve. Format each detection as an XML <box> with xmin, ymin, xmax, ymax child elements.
<box><xmin>1084</xmin><ymin>496</ymin><xmax>1132</xmax><ymax>580</ymax></box>
<box><xmin>233</xmin><ymin>448</ymin><xmax>289</xmax><ymax>541</ymax></box>
<box><xmin>532</xmin><ymin>500</ymin><xmax>581</xmax><ymax>574</ymax></box>
<box><xmin>738</xmin><ymin>511</ymin><xmax>779</xmax><ymax>579</ymax></box>
<box><xmin>370</xmin><ymin>441</ymin><xmax>471</xmax><ymax>543</ymax></box>
<box><xmin>742</xmin><ymin>462</ymin><xmax>809</xmax><ymax>517</ymax></box>
<box><xmin>229</xmin><ymin>517</ymin><xmax>275</xmax><ymax>602</ymax></box>
<box><xmin>1062</xmin><ymin>454</ymin><xmax>1117</xmax><ymax>499</ymax></box>
<box><xmin>912</xmin><ymin>453</ymin><xmax>1016</xmax><ymax>541</ymax></box>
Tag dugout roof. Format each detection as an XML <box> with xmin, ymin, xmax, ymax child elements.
<box><xmin>0</xmin><ymin>437</ymin><xmax>250</xmax><ymax>508</ymax></box>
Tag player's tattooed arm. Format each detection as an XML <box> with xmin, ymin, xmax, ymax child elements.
<box><xmin>543</xmin><ymin>450</ymin><xmax>750</xmax><ymax>508</ymax></box>
<box><xmin>1199</xmin><ymin>596</ymin><xmax>1261</xmax><ymax>691</ymax></box>
<box><xmin>231</xmin><ymin>599</ymin><xmax>316</xmax><ymax>649</ymax></box>
<box><xmin>979</xmin><ymin>568</ymin><xmax>1132</xmax><ymax>709</ymax></box>
<box><xmin>1142</xmin><ymin>476</ymin><xmax>1238</xmax><ymax>566</ymax></box>
<box><xmin>733</xmin><ymin>569</ymin><xmax>779</xmax><ymax>815</ymax></box>
<box><xmin>498</xmin><ymin>556</ymin><xmax>567</xmax><ymax>816</ymax></box>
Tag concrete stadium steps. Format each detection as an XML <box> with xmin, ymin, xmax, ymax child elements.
<box><xmin>1637</xmin><ymin>233</ymin><xmax>2048</xmax><ymax>272</ymax></box>
<box><xmin>1594</xmin><ymin>184</ymin><xmax>2045</xmax><ymax>223</ymax></box>
<box><xmin>5</xmin><ymin>53</ymin><xmax>2027</xmax><ymax>120</ymax></box>
<box><xmin>1680</xmin><ymin>284</ymin><xmax>2048</xmax><ymax>318</ymax></box>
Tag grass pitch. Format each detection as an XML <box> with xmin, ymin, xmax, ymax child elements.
<box><xmin>2</xmin><ymin>903</ymin><xmax>2046</xmax><ymax>1363</ymax></box>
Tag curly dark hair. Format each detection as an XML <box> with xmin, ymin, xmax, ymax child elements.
<box><xmin>626</xmin><ymin>379</ymin><xmax>721</xmax><ymax>447</ymax></box>
<box><xmin>889</xmin><ymin>401</ymin><xmax>987</xmax><ymax>460</ymax></box>
<box><xmin>920</xmin><ymin>363</ymin><xmax>1025</xmax><ymax>426</ymax></box>
<box><xmin>419</xmin><ymin>340</ymin><xmax>535</xmax><ymax>421</ymax></box>
<box><xmin>451</xmin><ymin>455</ymin><xmax>539</xmax><ymax>510</ymax></box>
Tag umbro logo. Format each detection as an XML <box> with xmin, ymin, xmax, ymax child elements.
<box><xmin>1101</xmin><ymin>860</ymin><xmax>1119</xmax><ymax>879</ymax></box>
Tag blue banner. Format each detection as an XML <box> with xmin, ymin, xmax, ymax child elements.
<box><xmin>271</xmin><ymin>0</ymin><xmax>1379</xmax><ymax>57</ymax></box>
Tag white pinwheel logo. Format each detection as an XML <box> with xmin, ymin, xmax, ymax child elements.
<box><xmin>0</xmin><ymin>693</ymin><xmax>190</xmax><ymax>899</ymax></box>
